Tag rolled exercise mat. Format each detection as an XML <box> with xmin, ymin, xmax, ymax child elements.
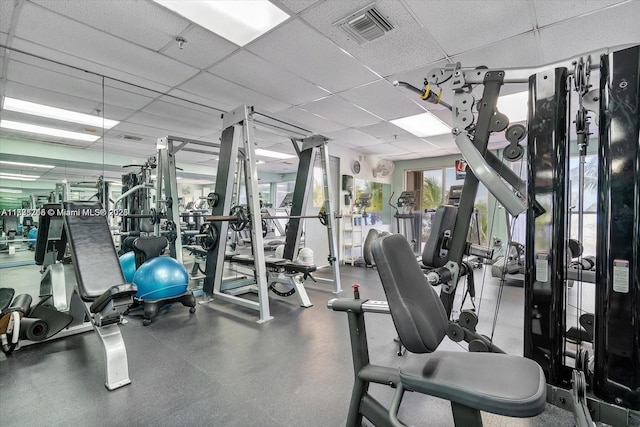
<box><xmin>19</xmin><ymin>317</ymin><xmax>49</xmax><ymax>341</ymax></box>
<box><xmin>28</xmin><ymin>304</ymin><xmax>73</xmax><ymax>339</ymax></box>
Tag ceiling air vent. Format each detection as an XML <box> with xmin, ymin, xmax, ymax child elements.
<box><xmin>118</xmin><ymin>134</ymin><xmax>144</xmax><ymax>142</ymax></box>
<box><xmin>337</xmin><ymin>4</ymin><xmax>393</xmax><ymax>44</ymax></box>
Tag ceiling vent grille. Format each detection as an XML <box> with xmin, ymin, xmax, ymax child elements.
<box><xmin>337</xmin><ymin>5</ymin><xmax>393</xmax><ymax>44</ymax></box>
<box><xmin>118</xmin><ymin>134</ymin><xmax>144</xmax><ymax>142</ymax></box>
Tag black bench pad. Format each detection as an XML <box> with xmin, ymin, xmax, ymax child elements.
<box><xmin>229</xmin><ymin>254</ymin><xmax>316</xmax><ymax>274</ymax></box>
<box><xmin>90</xmin><ymin>284</ymin><xmax>138</xmax><ymax>314</ymax></box>
<box><xmin>400</xmin><ymin>351</ymin><xmax>546</xmax><ymax>418</ymax></box>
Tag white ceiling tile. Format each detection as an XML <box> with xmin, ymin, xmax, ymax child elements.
<box><xmin>272</xmin><ymin>107</ymin><xmax>347</xmax><ymax>134</ymax></box>
<box><xmin>0</xmin><ymin>0</ymin><xmax>14</xmax><ymax>34</ymax></box>
<box><xmin>276</xmin><ymin>0</ymin><xmax>323</xmax><ymax>14</ymax></box>
<box><xmin>15</xmin><ymin>3</ymin><xmax>198</xmax><ymax>87</ymax></box>
<box><xmin>405</xmin><ymin>1</ymin><xmax>535</xmax><ymax>55</ymax></box>
<box><xmin>142</xmin><ymin>99</ymin><xmax>220</xmax><ymax>132</ymax></box>
<box><xmin>32</xmin><ymin>0</ymin><xmax>190</xmax><ymax>51</ymax></box>
<box><xmin>538</xmin><ymin>1</ymin><xmax>640</xmax><ymax>65</ymax></box>
<box><xmin>339</xmin><ymin>80</ymin><xmax>425</xmax><ymax>121</ymax></box>
<box><xmin>167</xmin><ymin>89</ymin><xmax>235</xmax><ymax>114</ymax></box>
<box><xmin>210</xmin><ymin>50</ymin><xmax>329</xmax><ymax>106</ymax></box>
<box><xmin>247</xmin><ymin>19</ymin><xmax>378</xmax><ymax>92</ymax></box>
<box><xmin>359</xmin><ymin>143</ymin><xmax>410</xmax><ymax>156</ymax></box>
<box><xmin>127</xmin><ymin>111</ymin><xmax>212</xmax><ymax>138</ymax></box>
<box><xmin>301</xmin><ymin>0</ymin><xmax>446</xmax><ymax>76</ymax></box>
<box><xmin>300</xmin><ymin>95</ymin><xmax>382</xmax><ymax>127</ymax></box>
<box><xmin>451</xmin><ymin>32</ymin><xmax>542</xmax><ymax>69</ymax></box>
<box><xmin>390</xmin><ymin>138</ymin><xmax>438</xmax><ymax>152</ymax></box>
<box><xmin>534</xmin><ymin>0</ymin><xmax>627</xmax><ymax>27</ymax></box>
<box><xmin>162</xmin><ymin>25</ymin><xmax>239</xmax><ymax>70</ymax></box>
<box><xmin>357</xmin><ymin>121</ymin><xmax>414</xmax><ymax>142</ymax></box>
<box><xmin>102</xmin><ymin>138</ymin><xmax>157</xmax><ymax>157</ymax></box>
<box><xmin>178</xmin><ymin>72</ymin><xmax>291</xmax><ymax>113</ymax></box>
<box><xmin>326</xmin><ymin>128</ymin><xmax>381</xmax><ymax>147</ymax></box>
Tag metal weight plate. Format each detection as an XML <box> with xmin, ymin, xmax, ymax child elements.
<box><xmin>270</xmin><ymin>282</ymin><xmax>296</xmax><ymax>297</ymax></box>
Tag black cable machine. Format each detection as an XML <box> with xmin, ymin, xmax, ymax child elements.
<box><xmin>390</xmin><ymin>44</ymin><xmax>640</xmax><ymax>425</ymax></box>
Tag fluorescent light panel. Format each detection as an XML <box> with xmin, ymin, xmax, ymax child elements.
<box><xmin>391</xmin><ymin>112</ymin><xmax>451</xmax><ymax>138</ymax></box>
<box><xmin>497</xmin><ymin>91</ymin><xmax>529</xmax><ymax>123</ymax></box>
<box><xmin>3</xmin><ymin>97</ymin><xmax>119</xmax><ymax>129</ymax></box>
<box><xmin>0</xmin><ymin>175</ymin><xmax>37</xmax><ymax>181</ymax></box>
<box><xmin>0</xmin><ymin>160</ymin><xmax>54</xmax><ymax>169</ymax></box>
<box><xmin>0</xmin><ymin>172</ymin><xmax>40</xmax><ymax>179</ymax></box>
<box><xmin>255</xmin><ymin>148</ymin><xmax>296</xmax><ymax>159</ymax></box>
<box><xmin>0</xmin><ymin>120</ymin><xmax>100</xmax><ymax>142</ymax></box>
<box><xmin>154</xmin><ymin>0</ymin><xmax>289</xmax><ymax>46</ymax></box>
<box><xmin>0</xmin><ymin>188</ymin><xmax>23</xmax><ymax>194</ymax></box>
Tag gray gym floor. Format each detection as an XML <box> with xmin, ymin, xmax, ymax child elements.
<box><xmin>0</xmin><ymin>245</ymin><xmax>579</xmax><ymax>427</ymax></box>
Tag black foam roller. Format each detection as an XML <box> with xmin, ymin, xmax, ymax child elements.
<box><xmin>19</xmin><ymin>317</ymin><xmax>49</xmax><ymax>341</ymax></box>
<box><xmin>28</xmin><ymin>305</ymin><xmax>72</xmax><ymax>339</ymax></box>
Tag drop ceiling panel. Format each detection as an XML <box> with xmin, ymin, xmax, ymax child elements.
<box><xmin>326</xmin><ymin>128</ymin><xmax>381</xmax><ymax>147</ymax></box>
<box><xmin>174</xmin><ymin>150</ymin><xmax>217</xmax><ymax>164</ymax></box>
<box><xmin>177</xmin><ymin>72</ymin><xmax>290</xmax><ymax>113</ymax></box>
<box><xmin>300</xmin><ymin>95</ymin><xmax>382</xmax><ymax>127</ymax></box>
<box><xmin>167</xmin><ymin>89</ymin><xmax>235</xmax><ymax>115</ymax></box>
<box><xmin>10</xmin><ymin>38</ymin><xmax>173</xmax><ymax>94</ymax></box>
<box><xmin>357</xmin><ymin>121</ymin><xmax>414</xmax><ymax>142</ymax></box>
<box><xmin>111</xmin><ymin>121</ymin><xmax>184</xmax><ymax>141</ymax></box>
<box><xmin>533</xmin><ymin>0</ymin><xmax>626</xmax><ymax>27</ymax></box>
<box><xmin>247</xmin><ymin>19</ymin><xmax>379</xmax><ymax>92</ymax></box>
<box><xmin>0</xmin><ymin>0</ymin><xmax>14</xmax><ymax>34</ymax></box>
<box><xmin>270</xmin><ymin>107</ymin><xmax>347</xmax><ymax>134</ymax></box>
<box><xmin>451</xmin><ymin>32</ymin><xmax>542</xmax><ymax>69</ymax></box>
<box><xmin>300</xmin><ymin>0</ymin><xmax>446</xmax><ymax>76</ymax></box>
<box><xmin>405</xmin><ymin>0</ymin><xmax>535</xmax><ymax>55</ymax></box>
<box><xmin>142</xmin><ymin>99</ymin><xmax>219</xmax><ymax>131</ymax></box>
<box><xmin>339</xmin><ymin>80</ymin><xmax>425</xmax><ymax>121</ymax></box>
<box><xmin>538</xmin><ymin>1</ymin><xmax>640</xmax><ymax>65</ymax></box>
<box><xmin>126</xmin><ymin>111</ymin><xmax>211</xmax><ymax>138</ymax></box>
<box><xmin>32</xmin><ymin>0</ymin><xmax>191</xmax><ymax>51</ymax></box>
<box><xmin>277</xmin><ymin>0</ymin><xmax>322</xmax><ymax>14</ymax></box>
<box><xmin>15</xmin><ymin>2</ymin><xmax>199</xmax><ymax>87</ymax></box>
<box><xmin>156</xmin><ymin>95</ymin><xmax>223</xmax><ymax>130</ymax></box>
<box><xmin>209</xmin><ymin>50</ymin><xmax>329</xmax><ymax>105</ymax></box>
<box><xmin>103</xmin><ymin>138</ymin><xmax>158</xmax><ymax>157</ymax></box>
<box><xmin>359</xmin><ymin>143</ymin><xmax>410</xmax><ymax>156</ymax></box>
<box><xmin>161</xmin><ymin>25</ymin><xmax>238</xmax><ymax>70</ymax></box>
<box><xmin>390</xmin><ymin>138</ymin><xmax>438</xmax><ymax>152</ymax></box>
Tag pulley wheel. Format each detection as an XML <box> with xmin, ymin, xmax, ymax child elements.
<box><xmin>446</xmin><ymin>323</ymin><xmax>465</xmax><ymax>342</ymax></box>
<box><xmin>506</xmin><ymin>124</ymin><xmax>527</xmax><ymax>144</ymax></box>
<box><xmin>458</xmin><ymin>310</ymin><xmax>479</xmax><ymax>331</ymax></box>
<box><xmin>469</xmin><ymin>339</ymin><xmax>489</xmax><ymax>352</ymax></box>
<box><xmin>504</xmin><ymin>144</ymin><xmax>524</xmax><ymax>162</ymax></box>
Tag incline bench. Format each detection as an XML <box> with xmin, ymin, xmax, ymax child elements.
<box><xmin>64</xmin><ymin>201</ymin><xmax>137</xmax><ymax>390</ymax></box>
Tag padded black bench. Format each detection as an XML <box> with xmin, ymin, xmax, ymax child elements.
<box><xmin>63</xmin><ymin>201</ymin><xmax>137</xmax><ymax>390</ymax></box>
<box><xmin>229</xmin><ymin>254</ymin><xmax>317</xmax><ymax>276</ymax></box>
<box><xmin>329</xmin><ymin>234</ymin><xmax>546</xmax><ymax>426</ymax></box>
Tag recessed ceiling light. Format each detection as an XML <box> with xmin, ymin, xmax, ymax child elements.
<box><xmin>390</xmin><ymin>112</ymin><xmax>451</xmax><ymax>138</ymax></box>
<box><xmin>255</xmin><ymin>148</ymin><xmax>296</xmax><ymax>159</ymax></box>
<box><xmin>2</xmin><ymin>97</ymin><xmax>119</xmax><ymax>129</ymax></box>
<box><xmin>0</xmin><ymin>160</ymin><xmax>54</xmax><ymax>169</ymax></box>
<box><xmin>497</xmin><ymin>91</ymin><xmax>529</xmax><ymax>123</ymax></box>
<box><xmin>154</xmin><ymin>0</ymin><xmax>289</xmax><ymax>46</ymax></box>
<box><xmin>0</xmin><ymin>120</ymin><xmax>100</xmax><ymax>142</ymax></box>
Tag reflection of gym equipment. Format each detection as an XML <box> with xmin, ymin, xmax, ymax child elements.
<box><xmin>329</xmin><ymin>234</ymin><xmax>547</xmax><ymax>426</ymax></box>
<box><xmin>389</xmin><ymin>191</ymin><xmax>422</xmax><ymax>254</ymax></box>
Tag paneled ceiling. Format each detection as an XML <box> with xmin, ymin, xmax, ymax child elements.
<box><xmin>1</xmin><ymin>0</ymin><xmax>639</xmax><ymax>193</ymax></box>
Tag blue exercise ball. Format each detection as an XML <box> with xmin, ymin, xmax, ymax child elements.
<box><xmin>119</xmin><ymin>251</ymin><xmax>137</xmax><ymax>283</ymax></box>
<box><xmin>27</xmin><ymin>228</ymin><xmax>38</xmax><ymax>244</ymax></box>
<box><xmin>132</xmin><ymin>256</ymin><xmax>189</xmax><ymax>300</ymax></box>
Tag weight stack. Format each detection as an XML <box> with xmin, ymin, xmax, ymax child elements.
<box><xmin>524</xmin><ymin>67</ymin><xmax>570</xmax><ymax>386</ymax></box>
<box><xmin>594</xmin><ymin>44</ymin><xmax>640</xmax><ymax>410</ymax></box>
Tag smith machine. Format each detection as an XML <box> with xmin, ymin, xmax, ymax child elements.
<box><xmin>157</xmin><ymin>106</ymin><xmax>342</xmax><ymax>322</ymax></box>
<box><xmin>386</xmin><ymin>44</ymin><xmax>639</xmax><ymax>425</ymax></box>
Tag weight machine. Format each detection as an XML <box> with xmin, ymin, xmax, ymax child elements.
<box><xmin>389</xmin><ymin>190</ymin><xmax>422</xmax><ymax>254</ymax></box>
<box><xmin>392</xmin><ymin>44</ymin><xmax>640</xmax><ymax>425</ymax></box>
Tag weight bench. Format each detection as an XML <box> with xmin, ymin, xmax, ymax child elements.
<box><xmin>227</xmin><ymin>254</ymin><xmax>315</xmax><ymax>307</ymax></box>
<box><xmin>64</xmin><ymin>201</ymin><xmax>137</xmax><ymax>390</ymax></box>
<box><xmin>328</xmin><ymin>234</ymin><xmax>546</xmax><ymax>426</ymax></box>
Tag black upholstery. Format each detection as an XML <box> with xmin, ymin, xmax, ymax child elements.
<box><xmin>133</xmin><ymin>236</ymin><xmax>167</xmax><ymax>267</ymax></box>
<box><xmin>372</xmin><ymin>234</ymin><xmax>449</xmax><ymax>353</ymax></box>
<box><xmin>34</xmin><ymin>203</ymin><xmax>67</xmax><ymax>265</ymax></box>
<box><xmin>64</xmin><ymin>201</ymin><xmax>126</xmax><ymax>302</ymax></box>
<box><xmin>422</xmin><ymin>205</ymin><xmax>457</xmax><ymax>268</ymax></box>
<box><xmin>231</xmin><ymin>254</ymin><xmax>317</xmax><ymax>274</ymax></box>
<box><xmin>400</xmin><ymin>352</ymin><xmax>547</xmax><ymax>418</ymax></box>
<box><xmin>372</xmin><ymin>233</ymin><xmax>547</xmax><ymax>418</ymax></box>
